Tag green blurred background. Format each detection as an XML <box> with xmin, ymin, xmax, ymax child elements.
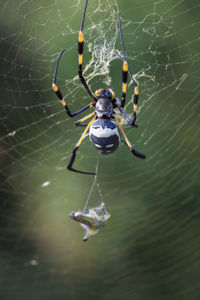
<box><xmin>0</xmin><ymin>0</ymin><xmax>200</xmax><ymax>299</ymax></box>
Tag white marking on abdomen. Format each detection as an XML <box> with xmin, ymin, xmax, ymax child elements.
<box><xmin>95</xmin><ymin>143</ymin><xmax>102</xmax><ymax>148</ymax></box>
<box><xmin>89</xmin><ymin>121</ymin><xmax>120</xmax><ymax>139</ymax></box>
<box><xmin>106</xmin><ymin>144</ymin><xmax>114</xmax><ymax>148</ymax></box>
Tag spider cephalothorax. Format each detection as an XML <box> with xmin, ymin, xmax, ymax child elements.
<box><xmin>94</xmin><ymin>89</ymin><xmax>114</xmax><ymax>118</ymax></box>
<box><xmin>52</xmin><ymin>0</ymin><xmax>146</xmax><ymax>175</ymax></box>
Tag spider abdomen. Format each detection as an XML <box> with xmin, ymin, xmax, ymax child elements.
<box><xmin>89</xmin><ymin>119</ymin><xmax>120</xmax><ymax>155</ymax></box>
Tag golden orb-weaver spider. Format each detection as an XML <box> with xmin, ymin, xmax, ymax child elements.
<box><xmin>52</xmin><ymin>0</ymin><xmax>146</xmax><ymax>175</ymax></box>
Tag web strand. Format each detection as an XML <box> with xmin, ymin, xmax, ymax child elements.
<box><xmin>83</xmin><ymin>157</ymin><xmax>100</xmax><ymax>212</ymax></box>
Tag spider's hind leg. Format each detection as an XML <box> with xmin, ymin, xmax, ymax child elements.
<box><xmin>113</xmin><ymin>118</ymin><xmax>146</xmax><ymax>159</ymax></box>
<box><xmin>67</xmin><ymin>116</ymin><xmax>97</xmax><ymax>175</ymax></box>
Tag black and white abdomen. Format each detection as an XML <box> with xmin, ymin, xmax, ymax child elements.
<box><xmin>89</xmin><ymin>119</ymin><xmax>120</xmax><ymax>155</ymax></box>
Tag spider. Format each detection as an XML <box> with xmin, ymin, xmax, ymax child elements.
<box><xmin>52</xmin><ymin>0</ymin><xmax>146</xmax><ymax>175</ymax></box>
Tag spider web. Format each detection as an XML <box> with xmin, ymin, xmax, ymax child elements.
<box><xmin>0</xmin><ymin>0</ymin><xmax>200</xmax><ymax>299</ymax></box>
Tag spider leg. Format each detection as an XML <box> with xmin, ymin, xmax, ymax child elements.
<box><xmin>128</xmin><ymin>71</ymin><xmax>139</xmax><ymax>126</ymax></box>
<box><xmin>52</xmin><ymin>49</ymin><xmax>94</xmax><ymax>117</ymax></box>
<box><xmin>118</xmin><ymin>17</ymin><xmax>139</xmax><ymax>125</ymax></box>
<box><xmin>67</xmin><ymin>116</ymin><xmax>96</xmax><ymax>175</ymax></box>
<box><xmin>113</xmin><ymin>112</ymin><xmax>138</xmax><ymax>128</ymax></box>
<box><xmin>113</xmin><ymin>97</ymin><xmax>138</xmax><ymax>127</ymax></box>
<box><xmin>78</xmin><ymin>0</ymin><xmax>97</xmax><ymax>102</ymax></box>
<box><xmin>113</xmin><ymin>117</ymin><xmax>146</xmax><ymax>159</ymax></box>
<box><xmin>74</xmin><ymin>111</ymin><xmax>96</xmax><ymax>126</ymax></box>
<box><xmin>118</xmin><ymin>16</ymin><xmax>128</xmax><ymax>107</ymax></box>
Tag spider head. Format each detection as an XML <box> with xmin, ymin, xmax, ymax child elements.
<box><xmin>95</xmin><ymin>88</ymin><xmax>115</xmax><ymax>100</ymax></box>
<box><xmin>94</xmin><ymin>88</ymin><xmax>115</xmax><ymax>118</ymax></box>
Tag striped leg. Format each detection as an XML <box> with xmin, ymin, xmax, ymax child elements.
<box><xmin>127</xmin><ymin>69</ymin><xmax>140</xmax><ymax>125</ymax></box>
<box><xmin>52</xmin><ymin>50</ymin><xmax>93</xmax><ymax>117</ymax></box>
<box><xmin>67</xmin><ymin>116</ymin><xmax>96</xmax><ymax>175</ymax></box>
<box><xmin>112</xmin><ymin>97</ymin><xmax>138</xmax><ymax>127</ymax></box>
<box><xmin>113</xmin><ymin>96</ymin><xmax>138</xmax><ymax>127</ymax></box>
<box><xmin>118</xmin><ymin>16</ymin><xmax>128</xmax><ymax>107</ymax></box>
<box><xmin>132</xmin><ymin>85</ymin><xmax>139</xmax><ymax>125</ymax></box>
<box><xmin>78</xmin><ymin>0</ymin><xmax>97</xmax><ymax>102</ymax></box>
<box><xmin>113</xmin><ymin>118</ymin><xmax>146</xmax><ymax>159</ymax></box>
<box><xmin>74</xmin><ymin>111</ymin><xmax>96</xmax><ymax>126</ymax></box>
<box><xmin>118</xmin><ymin>16</ymin><xmax>139</xmax><ymax>125</ymax></box>
<box><xmin>121</xmin><ymin>60</ymin><xmax>128</xmax><ymax>107</ymax></box>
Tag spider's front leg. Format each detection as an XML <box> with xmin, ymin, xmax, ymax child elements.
<box><xmin>118</xmin><ymin>16</ymin><xmax>139</xmax><ymax>126</ymax></box>
<box><xmin>129</xmin><ymin>76</ymin><xmax>139</xmax><ymax>126</ymax></box>
<box><xmin>67</xmin><ymin>116</ymin><xmax>96</xmax><ymax>175</ymax></box>
<box><xmin>52</xmin><ymin>49</ymin><xmax>94</xmax><ymax>117</ymax></box>
<box><xmin>78</xmin><ymin>0</ymin><xmax>97</xmax><ymax>103</ymax></box>
<box><xmin>74</xmin><ymin>111</ymin><xmax>96</xmax><ymax>126</ymax></box>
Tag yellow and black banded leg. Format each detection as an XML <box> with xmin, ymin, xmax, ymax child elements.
<box><xmin>118</xmin><ymin>16</ymin><xmax>140</xmax><ymax>124</ymax></box>
<box><xmin>52</xmin><ymin>49</ymin><xmax>93</xmax><ymax>117</ymax></box>
<box><xmin>78</xmin><ymin>0</ymin><xmax>97</xmax><ymax>103</ymax></box>
<box><xmin>130</xmin><ymin>85</ymin><xmax>139</xmax><ymax>125</ymax></box>
<box><xmin>121</xmin><ymin>60</ymin><xmax>128</xmax><ymax>107</ymax></box>
<box><xmin>118</xmin><ymin>16</ymin><xmax>128</xmax><ymax>107</ymax></box>
<box><xmin>122</xmin><ymin>70</ymin><xmax>139</xmax><ymax>126</ymax></box>
<box><xmin>113</xmin><ymin>118</ymin><xmax>146</xmax><ymax>159</ymax></box>
<box><xmin>67</xmin><ymin>116</ymin><xmax>96</xmax><ymax>175</ymax></box>
<box><xmin>74</xmin><ymin>111</ymin><xmax>96</xmax><ymax>126</ymax></box>
<box><xmin>115</xmin><ymin>54</ymin><xmax>140</xmax><ymax>126</ymax></box>
<box><xmin>112</xmin><ymin>95</ymin><xmax>138</xmax><ymax>126</ymax></box>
